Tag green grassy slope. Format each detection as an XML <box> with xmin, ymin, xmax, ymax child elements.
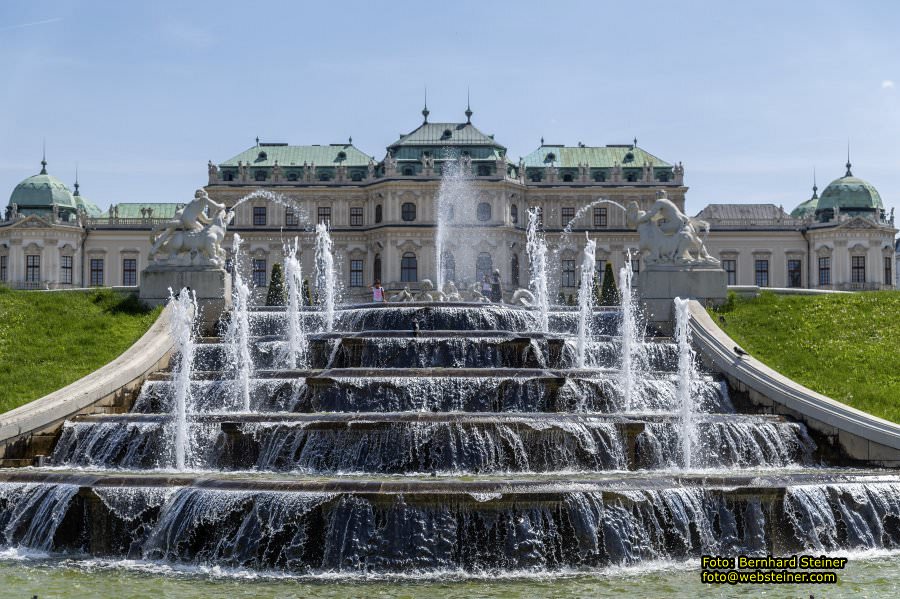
<box><xmin>0</xmin><ymin>287</ymin><xmax>161</xmax><ymax>413</ymax></box>
<box><xmin>712</xmin><ymin>291</ymin><xmax>900</xmax><ymax>423</ymax></box>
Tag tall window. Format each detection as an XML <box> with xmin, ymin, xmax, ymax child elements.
<box><xmin>441</xmin><ymin>251</ymin><xmax>456</xmax><ymax>284</ymax></box>
<box><xmin>818</xmin><ymin>257</ymin><xmax>831</xmax><ymax>286</ymax></box>
<box><xmin>476</xmin><ymin>202</ymin><xmax>491</xmax><ymax>222</ymax></box>
<box><xmin>350</xmin><ymin>207</ymin><xmax>363</xmax><ymax>226</ymax></box>
<box><xmin>630</xmin><ymin>258</ymin><xmax>640</xmax><ymax>275</ymax></box>
<box><xmin>595</xmin><ymin>259</ymin><xmax>606</xmax><ymax>282</ymax></box>
<box><xmin>350</xmin><ymin>259</ymin><xmax>363</xmax><ymax>287</ymax></box>
<box><xmin>400</xmin><ymin>252</ymin><xmax>417</xmax><ymax>282</ymax></box>
<box><xmin>477</xmin><ymin>164</ymin><xmax>490</xmax><ymax>176</ymax></box>
<box><xmin>722</xmin><ymin>259</ymin><xmax>736</xmax><ymax>285</ymax></box>
<box><xmin>510</xmin><ymin>204</ymin><xmax>518</xmax><ymax>224</ymax></box>
<box><xmin>253</xmin><ymin>206</ymin><xmax>267</xmax><ymax>226</ymax></box>
<box><xmin>26</xmin><ymin>255</ymin><xmax>40</xmax><ymax>283</ymax></box>
<box><xmin>594</xmin><ymin>207</ymin><xmax>608</xmax><ymax>227</ymax></box>
<box><xmin>254</xmin><ymin>170</ymin><xmax>266</xmax><ymax>181</ymax></box>
<box><xmin>60</xmin><ymin>255</ymin><xmax>73</xmax><ymax>285</ymax></box>
<box><xmin>851</xmin><ymin>256</ymin><xmax>866</xmax><ymax>283</ymax></box>
<box><xmin>401</xmin><ymin>202</ymin><xmax>416</xmax><ymax>221</ymax></box>
<box><xmin>375</xmin><ymin>204</ymin><xmax>383</xmax><ymax>223</ymax></box>
<box><xmin>0</xmin><ymin>255</ymin><xmax>7</xmax><ymax>282</ymax></box>
<box><xmin>318</xmin><ymin>206</ymin><xmax>332</xmax><ymax>226</ymax></box>
<box><xmin>89</xmin><ymin>258</ymin><xmax>104</xmax><ymax>287</ymax></box>
<box><xmin>122</xmin><ymin>258</ymin><xmax>137</xmax><ymax>286</ymax></box>
<box><xmin>511</xmin><ymin>254</ymin><xmax>519</xmax><ymax>287</ymax></box>
<box><xmin>561</xmin><ymin>207</ymin><xmax>575</xmax><ymax>227</ymax></box>
<box><xmin>561</xmin><ymin>259</ymin><xmax>577</xmax><ymax>287</ymax></box>
<box><xmin>787</xmin><ymin>259</ymin><xmax>802</xmax><ymax>288</ymax></box>
<box><xmin>373</xmin><ymin>253</ymin><xmax>382</xmax><ymax>283</ymax></box>
<box><xmin>252</xmin><ymin>258</ymin><xmax>267</xmax><ymax>287</ymax></box>
<box><xmin>475</xmin><ymin>253</ymin><xmax>492</xmax><ymax>282</ymax></box>
<box><xmin>754</xmin><ymin>259</ymin><xmax>769</xmax><ymax>287</ymax></box>
<box><xmin>285</xmin><ymin>208</ymin><xmax>299</xmax><ymax>227</ymax></box>
<box><xmin>885</xmin><ymin>257</ymin><xmax>893</xmax><ymax>285</ymax></box>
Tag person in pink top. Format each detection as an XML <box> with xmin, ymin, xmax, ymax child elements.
<box><xmin>370</xmin><ymin>279</ymin><xmax>386</xmax><ymax>303</ymax></box>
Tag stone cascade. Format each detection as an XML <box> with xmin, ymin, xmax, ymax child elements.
<box><xmin>0</xmin><ymin>302</ymin><xmax>899</xmax><ymax>576</ymax></box>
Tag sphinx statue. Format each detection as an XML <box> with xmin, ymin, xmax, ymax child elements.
<box><xmin>626</xmin><ymin>191</ymin><xmax>718</xmax><ymax>266</ymax></box>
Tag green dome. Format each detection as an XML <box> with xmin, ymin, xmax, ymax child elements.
<box><xmin>816</xmin><ymin>163</ymin><xmax>883</xmax><ymax>217</ymax></box>
<box><xmin>791</xmin><ymin>190</ymin><xmax>818</xmax><ymax>219</ymax></box>
<box><xmin>9</xmin><ymin>161</ymin><xmax>76</xmax><ymax>210</ymax></box>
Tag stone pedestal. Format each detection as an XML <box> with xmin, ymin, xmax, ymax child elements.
<box><xmin>637</xmin><ymin>265</ymin><xmax>727</xmax><ymax>334</ymax></box>
<box><xmin>139</xmin><ymin>265</ymin><xmax>231</xmax><ymax>333</ymax></box>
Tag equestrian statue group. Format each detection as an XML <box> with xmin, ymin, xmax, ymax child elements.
<box><xmin>150</xmin><ymin>189</ymin><xmax>233</xmax><ymax>267</ymax></box>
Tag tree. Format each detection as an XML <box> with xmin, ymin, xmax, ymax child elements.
<box><xmin>598</xmin><ymin>262</ymin><xmax>620</xmax><ymax>306</ymax></box>
<box><xmin>302</xmin><ymin>278</ymin><xmax>313</xmax><ymax>306</ymax></box>
<box><xmin>266</xmin><ymin>263</ymin><xmax>286</xmax><ymax>306</ymax></box>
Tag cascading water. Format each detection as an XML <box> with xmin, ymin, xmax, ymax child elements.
<box><xmin>619</xmin><ymin>251</ymin><xmax>644</xmax><ymax>411</ymax></box>
<box><xmin>526</xmin><ymin>207</ymin><xmax>549</xmax><ymax>332</ymax></box>
<box><xmin>434</xmin><ymin>156</ymin><xmax>474</xmax><ymax>294</ymax></box>
<box><xmin>674</xmin><ymin>297</ymin><xmax>699</xmax><ymax>469</ymax></box>
<box><xmin>283</xmin><ymin>237</ymin><xmax>307</xmax><ymax>368</ymax></box>
<box><xmin>315</xmin><ymin>223</ymin><xmax>336</xmax><ymax>333</ymax></box>
<box><xmin>225</xmin><ymin>234</ymin><xmax>253</xmax><ymax>411</ymax></box>
<box><xmin>167</xmin><ymin>287</ymin><xmax>196</xmax><ymax>471</ymax></box>
<box><xmin>576</xmin><ymin>234</ymin><xmax>596</xmax><ymax>369</ymax></box>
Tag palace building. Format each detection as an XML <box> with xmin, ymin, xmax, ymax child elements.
<box><xmin>1</xmin><ymin>106</ymin><xmax>896</xmax><ymax>298</ymax></box>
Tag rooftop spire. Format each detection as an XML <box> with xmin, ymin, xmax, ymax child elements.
<box><xmin>465</xmin><ymin>88</ymin><xmax>473</xmax><ymax>124</ymax></box>
<box><xmin>422</xmin><ymin>87</ymin><xmax>429</xmax><ymax>124</ymax></box>
<box><xmin>255</xmin><ymin>136</ymin><xmax>260</xmax><ymax>147</ymax></box>
<box><xmin>74</xmin><ymin>164</ymin><xmax>80</xmax><ymax>196</ymax></box>
<box><xmin>40</xmin><ymin>139</ymin><xmax>47</xmax><ymax>174</ymax></box>
<box><xmin>812</xmin><ymin>167</ymin><xmax>818</xmax><ymax>198</ymax></box>
<box><xmin>633</xmin><ymin>137</ymin><xmax>638</xmax><ymax>148</ymax></box>
<box><xmin>845</xmin><ymin>140</ymin><xmax>852</xmax><ymax>176</ymax></box>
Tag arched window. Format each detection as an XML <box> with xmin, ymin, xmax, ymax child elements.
<box><xmin>511</xmin><ymin>254</ymin><xmax>520</xmax><ymax>287</ymax></box>
<box><xmin>530</xmin><ymin>172</ymin><xmax>542</xmax><ymax>182</ymax></box>
<box><xmin>562</xmin><ymin>173</ymin><xmax>573</xmax><ymax>182</ymax></box>
<box><xmin>441</xmin><ymin>251</ymin><xmax>456</xmax><ymax>284</ymax></box>
<box><xmin>254</xmin><ymin>170</ymin><xmax>267</xmax><ymax>181</ymax></box>
<box><xmin>318</xmin><ymin>171</ymin><xmax>331</xmax><ymax>181</ymax></box>
<box><xmin>593</xmin><ymin>171</ymin><xmax>606</xmax><ymax>182</ymax></box>
<box><xmin>402</xmin><ymin>166</ymin><xmax>415</xmax><ymax>176</ymax></box>
<box><xmin>401</xmin><ymin>252</ymin><xmax>417</xmax><ymax>282</ymax></box>
<box><xmin>477</xmin><ymin>202</ymin><xmax>491</xmax><ymax>222</ymax></box>
<box><xmin>625</xmin><ymin>172</ymin><xmax>638</xmax><ymax>182</ymax></box>
<box><xmin>510</xmin><ymin>204</ymin><xmax>518</xmax><ymax>224</ymax></box>
<box><xmin>373</xmin><ymin>253</ymin><xmax>382</xmax><ymax>283</ymax></box>
<box><xmin>475</xmin><ymin>252</ymin><xmax>492</xmax><ymax>282</ymax></box>
<box><xmin>375</xmin><ymin>204</ymin><xmax>383</xmax><ymax>223</ymax></box>
<box><xmin>477</xmin><ymin>164</ymin><xmax>490</xmax><ymax>176</ymax></box>
<box><xmin>287</xmin><ymin>172</ymin><xmax>299</xmax><ymax>182</ymax></box>
<box><xmin>351</xmin><ymin>171</ymin><xmax>363</xmax><ymax>181</ymax></box>
<box><xmin>401</xmin><ymin>202</ymin><xmax>416</xmax><ymax>221</ymax></box>
<box><xmin>223</xmin><ymin>171</ymin><xmax>234</xmax><ymax>181</ymax></box>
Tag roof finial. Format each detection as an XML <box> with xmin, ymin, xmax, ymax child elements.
<box><xmin>845</xmin><ymin>139</ymin><xmax>852</xmax><ymax>176</ymax></box>
<box><xmin>633</xmin><ymin>137</ymin><xmax>638</xmax><ymax>148</ymax></box>
<box><xmin>812</xmin><ymin>167</ymin><xmax>818</xmax><ymax>198</ymax></box>
<box><xmin>41</xmin><ymin>139</ymin><xmax>47</xmax><ymax>174</ymax></box>
<box><xmin>465</xmin><ymin>88</ymin><xmax>473</xmax><ymax>124</ymax></box>
<box><xmin>348</xmin><ymin>136</ymin><xmax>353</xmax><ymax>145</ymax></box>
<box><xmin>540</xmin><ymin>136</ymin><xmax>544</xmax><ymax>145</ymax></box>
<box><xmin>422</xmin><ymin>87</ymin><xmax>429</xmax><ymax>124</ymax></box>
<box><xmin>74</xmin><ymin>164</ymin><xmax>80</xmax><ymax>196</ymax></box>
<box><xmin>255</xmin><ymin>136</ymin><xmax>260</xmax><ymax>146</ymax></box>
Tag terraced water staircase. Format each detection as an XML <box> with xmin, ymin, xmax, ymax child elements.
<box><xmin>1</xmin><ymin>302</ymin><xmax>899</xmax><ymax>575</ymax></box>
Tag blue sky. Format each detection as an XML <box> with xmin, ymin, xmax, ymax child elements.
<box><xmin>1</xmin><ymin>0</ymin><xmax>898</xmax><ymax>218</ymax></box>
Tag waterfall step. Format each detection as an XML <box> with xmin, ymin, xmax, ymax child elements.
<box><xmin>149</xmin><ymin>367</ymin><xmax>710</xmax><ymax>380</ymax></box>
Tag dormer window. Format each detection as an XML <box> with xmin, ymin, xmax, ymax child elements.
<box><xmin>337</xmin><ymin>151</ymin><xmax>347</xmax><ymax>161</ymax></box>
<box><xmin>442</xmin><ymin>129</ymin><xmax>452</xmax><ymax>139</ymax></box>
<box><xmin>257</xmin><ymin>151</ymin><xmax>268</xmax><ymax>161</ymax></box>
<box><xmin>624</xmin><ymin>152</ymin><xmax>634</xmax><ymax>162</ymax></box>
<box><xmin>545</xmin><ymin>152</ymin><xmax>556</xmax><ymax>162</ymax></box>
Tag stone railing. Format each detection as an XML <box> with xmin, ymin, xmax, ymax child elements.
<box><xmin>0</xmin><ymin>304</ymin><xmax>174</xmax><ymax>466</ymax></box>
<box><xmin>688</xmin><ymin>300</ymin><xmax>900</xmax><ymax>466</ymax></box>
<box><xmin>86</xmin><ymin>217</ymin><xmax>170</xmax><ymax>228</ymax></box>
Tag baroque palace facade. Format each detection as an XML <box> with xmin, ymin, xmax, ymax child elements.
<box><xmin>1</xmin><ymin>107</ymin><xmax>896</xmax><ymax>299</ymax></box>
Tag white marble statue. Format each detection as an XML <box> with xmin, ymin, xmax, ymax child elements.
<box><xmin>389</xmin><ymin>286</ymin><xmax>414</xmax><ymax>302</ymax></box>
<box><xmin>626</xmin><ymin>191</ymin><xmax>719</xmax><ymax>266</ymax></box>
<box><xmin>151</xmin><ymin>189</ymin><xmax>232</xmax><ymax>266</ymax></box>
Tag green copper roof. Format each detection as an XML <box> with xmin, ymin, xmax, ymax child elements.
<box><xmin>220</xmin><ymin>144</ymin><xmax>371</xmax><ymax>168</ymax></box>
<box><xmin>790</xmin><ymin>195</ymin><xmax>818</xmax><ymax>219</ymax></box>
<box><xmin>522</xmin><ymin>145</ymin><xmax>672</xmax><ymax>169</ymax></box>
<box><xmin>816</xmin><ymin>165</ymin><xmax>883</xmax><ymax>214</ymax></box>
<box><xmin>103</xmin><ymin>203</ymin><xmax>181</xmax><ymax>219</ymax></box>
<box><xmin>9</xmin><ymin>161</ymin><xmax>76</xmax><ymax>209</ymax></box>
<box><xmin>389</xmin><ymin>122</ymin><xmax>506</xmax><ymax>150</ymax></box>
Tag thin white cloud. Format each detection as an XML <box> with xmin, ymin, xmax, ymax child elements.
<box><xmin>161</xmin><ymin>21</ymin><xmax>214</xmax><ymax>49</ymax></box>
<box><xmin>0</xmin><ymin>17</ymin><xmax>62</xmax><ymax>33</ymax></box>
<box><xmin>882</xmin><ymin>80</ymin><xmax>895</xmax><ymax>89</ymax></box>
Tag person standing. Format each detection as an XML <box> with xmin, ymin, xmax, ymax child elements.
<box><xmin>490</xmin><ymin>269</ymin><xmax>503</xmax><ymax>302</ymax></box>
<box><xmin>371</xmin><ymin>279</ymin><xmax>386</xmax><ymax>303</ymax></box>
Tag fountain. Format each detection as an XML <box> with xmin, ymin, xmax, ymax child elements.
<box><xmin>314</xmin><ymin>223</ymin><xmax>336</xmax><ymax>332</ymax></box>
<box><xmin>167</xmin><ymin>287</ymin><xmax>196</xmax><ymax>470</ymax></box>
<box><xmin>673</xmin><ymin>297</ymin><xmax>698</xmax><ymax>469</ymax></box>
<box><xmin>619</xmin><ymin>251</ymin><xmax>644</xmax><ymax>411</ymax></box>
<box><xmin>526</xmin><ymin>207</ymin><xmax>550</xmax><ymax>332</ymax></box>
<box><xmin>434</xmin><ymin>155</ymin><xmax>475</xmax><ymax>293</ymax></box>
<box><xmin>282</xmin><ymin>237</ymin><xmax>307</xmax><ymax>368</ymax></box>
<box><xmin>576</xmin><ymin>233</ymin><xmax>596</xmax><ymax>369</ymax></box>
<box><xmin>225</xmin><ymin>234</ymin><xmax>253</xmax><ymax>411</ymax></box>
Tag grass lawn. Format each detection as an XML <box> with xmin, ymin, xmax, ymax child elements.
<box><xmin>0</xmin><ymin>287</ymin><xmax>161</xmax><ymax>413</ymax></box>
<box><xmin>711</xmin><ymin>291</ymin><xmax>900</xmax><ymax>423</ymax></box>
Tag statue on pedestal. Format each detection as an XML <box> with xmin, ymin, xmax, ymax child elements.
<box><xmin>626</xmin><ymin>191</ymin><xmax>718</xmax><ymax>266</ymax></box>
<box><xmin>150</xmin><ymin>189</ymin><xmax>232</xmax><ymax>266</ymax></box>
